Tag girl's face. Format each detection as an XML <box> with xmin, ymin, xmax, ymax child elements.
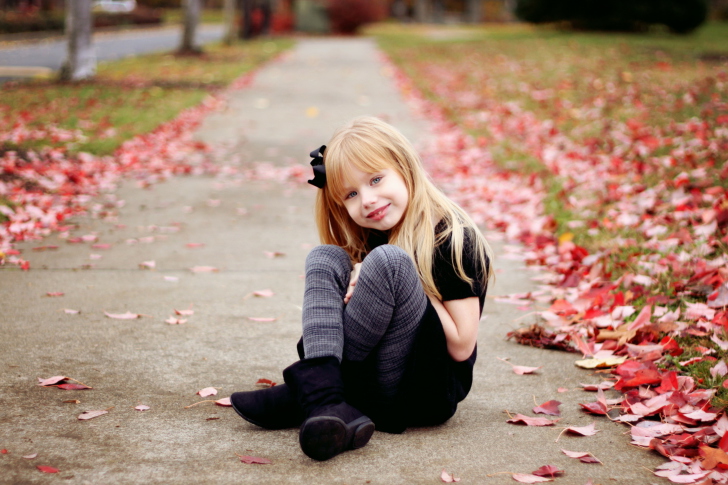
<box><xmin>340</xmin><ymin>167</ymin><xmax>409</xmax><ymax>231</ymax></box>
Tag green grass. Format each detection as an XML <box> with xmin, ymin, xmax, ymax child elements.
<box><xmin>0</xmin><ymin>38</ymin><xmax>293</xmax><ymax>156</ymax></box>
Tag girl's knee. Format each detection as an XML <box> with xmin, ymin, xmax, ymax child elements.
<box><xmin>365</xmin><ymin>245</ymin><xmax>412</xmax><ymax>269</ymax></box>
<box><xmin>306</xmin><ymin>245</ymin><xmax>351</xmax><ymax>273</ymax></box>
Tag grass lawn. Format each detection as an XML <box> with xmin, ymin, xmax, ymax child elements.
<box><xmin>371</xmin><ymin>22</ymin><xmax>728</xmax><ymax>405</ymax></box>
<box><xmin>0</xmin><ymin>38</ymin><xmax>293</xmax><ymax>156</ymax></box>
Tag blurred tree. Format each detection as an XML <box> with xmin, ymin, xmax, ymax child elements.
<box><xmin>223</xmin><ymin>0</ymin><xmax>235</xmax><ymax>43</ymax></box>
<box><xmin>239</xmin><ymin>0</ymin><xmax>271</xmax><ymax>39</ymax></box>
<box><xmin>179</xmin><ymin>0</ymin><xmax>202</xmax><ymax>53</ymax></box>
<box><xmin>239</xmin><ymin>0</ymin><xmax>252</xmax><ymax>38</ymax></box>
<box><xmin>60</xmin><ymin>0</ymin><xmax>95</xmax><ymax>80</ymax></box>
<box><xmin>466</xmin><ymin>0</ymin><xmax>481</xmax><ymax>22</ymax></box>
<box><xmin>515</xmin><ymin>0</ymin><xmax>708</xmax><ymax>34</ymax></box>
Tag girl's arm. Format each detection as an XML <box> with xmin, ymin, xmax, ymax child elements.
<box><xmin>428</xmin><ymin>295</ymin><xmax>480</xmax><ymax>362</ymax></box>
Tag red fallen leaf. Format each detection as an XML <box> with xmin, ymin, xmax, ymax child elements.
<box><xmin>215</xmin><ymin>397</ymin><xmax>231</xmax><ymax>407</ymax></box>
<box><xmin>197</xmin><ymin>387</ymin><xmax>217</xmax><ymax>397</ymax></box>
<box><xmin>256</xmin><ymin>378</ymin><xmax>277</xmax><ymax>388</ymax></box>
<box><xmin>185</xmin><ymin>243</ymin><xmax>205</xmax><ymax>249</ymax></box>
<box><xmin>660</xmin><ymin>336</ymin><xmax>684</xmax><ymax>357</ymax></box>
<box><xmin>579</xmin><ymin>389</ymin><xmax>608</xmax><ymax>415</ymax></box>
<box><xmin>497</xmin><ymin>357</ymin><xmax>542</xmax><ymax>375</ymax></box>
<box><xmin>512</xmin><ymin>473</ymin><xmax>553</xmax><ymax>483</ymax></box>
<box><xmin>174</xmin><ymin>307</ymin><xmax>194</xmax><ymax>316</ymax></box>
<box><xmin>708</xmin><ymin>284</ymin><xmax>728</xmax><ymax>309</ymax></box>
<box><xmin>38</xmin><ymin>376</ymin><xmax>68</xmax><ymax>386</ymax></box>
<box><xmin>548</xmin><ymin>299</ymin><xmax>577</xmax><ymax>316</ymax></box>
<box><xmin>0</xmin><ymin>449</ymin><xmax>7</xmax><ymax>454</ymax></box>
<box><xmin>91</xmin><ymin>243</ymin><xmax>112</xmax><ymax>250</ymax></box>
<box><xmin>165</xmin><ymin>317</ymin><xmax>187</xmax><ymax>324</ymax></box>
<box><xmin>45</xmin><ymin>292</ymin><xmax>64</xmax><ymax>297</ymax></box>
<box><xmin>565</xmin><ymin>422</ymin><xmax>600</xmax><ymax>436</ymax></box>
<box><xmin>532</xmin><ymin>465</ymin><xmax>564</xmax><ymax>478</ymax></box>
<box><xmin>626</xmin><ymin>304</ymin><xmax>652</xmax><ymax>331</ymax></box>
<box><xmin>533</xmin><ymin>400</ymin><xmax>561</xmax><ymax>416</ymax></box>
<box><xmin>104</xmin><ymin>311</ymin><xmax>142</xmax><ymax>320</ymax></box>
<box><xmin>557</xmin><ymin>387</ymin><xmax>569</xmax><ymax>393</ymax></box>
<box><xmin>37</xmin><ymin>466</ymin><xmax>59</xmax><ymax>473</ymax></box>
<box><xmin>37</xmin><ymin>376</ymin><xmax>92</xmax><ymax>390</ymax></box>
<box><xmin>572</xmin><ymin>334</ymin><xmax>594</xmax><ymax>357</ymax></box>
<box><xmin>253</xmin><ymin>289</ymin><xmax>275</xmax><ymax>298</ymax></box>
<box><xmin>20</xmin><ymin>260</ymin><xmax>30</xmax><ymax>271</ymax></box>
<box><xmin>719</xmin><ymin>428</ymin><xmax>728</xmax><ymax>453</ymax></box>
<box><xmin>238</xmin><ymin>455</ymin><xmax>272</xmax><ymax>465</ymax></box>
<box><xmin>580</xmin><ymin>381</ymin><xmax>614</xmax><ymax>391</ymax></box>
<box><xmin>507</xmin><ymin>413</ymin><xmax>558</xmax><ymax>426</ymax></box>
<box><xmin>57</xmin><ymin>383</ymin><xmax>91</xmax><ymax>390</ymax></box>
<box><xmin>23</xmin><ymin>453</ymin><xmax>38</xmax><ymax>459</ymax></box>
<box><xmin>135</xmin><ymin>405</ymin><xmax>150</xmax><ymax>411</ymax></box>
<box><xmin>656</xmin><ymin>371</ymin><xmax>679</xmax><ymax>393</ymax></box>
<box><xmin>78</xmin><ymin>409</ymin><xmax>108</xmax><ymax>420</ymax></box>
<box><xmin>614</xmin><ymin>360</ymin><xmax>662</xmax><ymax>391</ymax></box>
<box><xmin>561</xmin><ymin>449</ymin><xmax>601</xmax><ymax>464</ymax></box>
<box><xmin>64</xmin><ymin>309</ymin><xmax>80</xmax><ymax>314</ymax></box>
<box><xmin>580</xmin><ymin>401</ymin><xmax>608</xmax><ymax>415</ymax></box>
<box><xmin>440</xmin><ymin>469</ymin><xmax>461</xmax><ymax>483</ymax></box>
<box><xmin>247</xmin><ymin>317</ymin><xmax>277</xmax><ymax>322</ymax></box>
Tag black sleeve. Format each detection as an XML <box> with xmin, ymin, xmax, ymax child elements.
<box><xmin>432</xmin><ymin>228</ymin><xmax>485</xmax><ymax>303</ymax></box>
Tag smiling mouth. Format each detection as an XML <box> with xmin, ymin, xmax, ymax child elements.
<box><xmin>367</xmin><ymin>204</ymin><xmax>390</xmax><ymax>220</ymax></box>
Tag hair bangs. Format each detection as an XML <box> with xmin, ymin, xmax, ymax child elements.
<box><xmin>324</xmin><ymin>134</ymin><xmax>395</xmax><ymax>203</ymax></box>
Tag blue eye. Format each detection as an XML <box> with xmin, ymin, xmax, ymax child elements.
<box><xmin>371</xmin><ymin>176</ymin><xmax>382</xmax><ymax>185</ymax></box>
<box><xmin>345</xmin><ymin>191</ymin><xmax>357</xmax><ymax>199</ymax></box>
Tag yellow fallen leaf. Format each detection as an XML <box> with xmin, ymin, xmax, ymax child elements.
<box><xmin>574</xmin><ymin>356</ymin><xmax>627</xmax><ymax>369</ymax></box>
<box><xmin>558</xmin><ymin>232</ymin><xmax>574</xmax><ymax>244</ymax></box>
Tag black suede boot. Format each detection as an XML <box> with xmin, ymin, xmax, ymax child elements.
<box><xmin>283</xmin><ymin>356</ymin><xmax>375</xmax><ymax>461</ymax></box>
<box><xmin>230</xmin><ymin>383</ymin><xmax>305</xmax><ymax>430</ymax></box>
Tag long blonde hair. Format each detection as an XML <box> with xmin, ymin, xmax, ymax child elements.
<box><xmin>315</xmin><ymin>116</ymin><xmax>493</xmax><ymax>299</ymax></box>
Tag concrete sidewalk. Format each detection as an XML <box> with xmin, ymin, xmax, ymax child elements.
<box><xmin>1</xmin><ymin>38</ymin><xmax>665</xmax><ymax>484</ymax></box>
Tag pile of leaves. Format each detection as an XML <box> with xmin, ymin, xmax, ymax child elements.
<box><xmin>377</xmin><ymin>25</ymin><xmax>728</xmax><ymax>483</ymax></box>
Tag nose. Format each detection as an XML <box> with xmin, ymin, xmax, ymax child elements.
<box><xmin>360</xmin><ymin>188</ymin><xmax>377</xmax><ymax>208</ymax></box>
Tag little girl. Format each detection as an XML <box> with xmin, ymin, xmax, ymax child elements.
<box><xmin>231</xmin><ymin>116</ymin><xmax>493</xmax><ymax>461</ymax></box>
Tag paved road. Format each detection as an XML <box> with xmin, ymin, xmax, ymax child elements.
<box><xmin>0</xmin><ymin>24</ymin><xmax>224</xmax><ymax>71</ymax></box>
<box><xmin>0</xmin><ymin>38</ymin><xmax>666</xmax><ymax>484</ymax></box>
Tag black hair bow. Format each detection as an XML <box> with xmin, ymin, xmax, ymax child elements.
<box><xmin>308</xmin><ymin>145</ymin><xmax>327</xmax><ymax>189</ymax></box>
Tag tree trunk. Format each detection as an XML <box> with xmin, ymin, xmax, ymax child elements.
<box><xmin>432</xmin><ymin>0</ymin><xmax>445</xmax><ymax>23</ymax></box>
<box><xmin>415</xmin><ymin>0</ymin><xmax>430</xmax><ymax>22</ymax></box>
<box><xmin>239</xmin><ymin>0</ymin><xmax>254</xmax><ymax>39</ymax></box>
<box><xmin>260</xmin><ymin>0</ymin><xmax>271</xmax><ymax>36</ymax></box>
<box><xmin>223</xmin><ymin>0</ymin><xmax>236</xmax><ymax>44</ymax></box>
<box><xmin>466</xmin><ymin>0</ymin><xmax>481</xmax><ymax>23</ymax></box>
<box><xmin>60</xmin><ymin>0</ymin><xmax>95</xmax><ymax>81</ymax></box>
<box><xmin>180</xmin><ymin>0</ymin><xmax>202</xmax><ymax>54</ymax></box>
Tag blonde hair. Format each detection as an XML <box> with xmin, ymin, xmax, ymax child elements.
<box><xmin>315</xmin><ymin>116</ymin><xmax>493</xmax><ymax>299</ymax></box>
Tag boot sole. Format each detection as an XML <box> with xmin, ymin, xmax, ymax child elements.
<box><xmin>299</xmin><ymin>415</ymin><xmax>375</xmax><ymax>461</ymax></box>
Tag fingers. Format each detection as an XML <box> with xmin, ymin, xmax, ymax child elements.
<box><xmin>344</xmin><ymin>281</ymin><xmax>356</xmax><ymax>304</ymax></box>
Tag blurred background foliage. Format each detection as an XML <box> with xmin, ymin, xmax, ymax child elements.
<box><xmin>0</xmin><ymin>1</ymin><xmax>724</xmax><ymax>36</ymax></box>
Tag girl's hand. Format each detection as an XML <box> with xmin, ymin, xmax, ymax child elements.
<box><xmin>344</xmin><ymin>263</ymin><xmax>362</xmax><ymax>304</ymax></box>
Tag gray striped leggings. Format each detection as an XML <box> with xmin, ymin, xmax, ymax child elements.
<box><xmin>302</xmin><ymin>244</ymin><xmax>428</xmax><ymax>399</ymax></box>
